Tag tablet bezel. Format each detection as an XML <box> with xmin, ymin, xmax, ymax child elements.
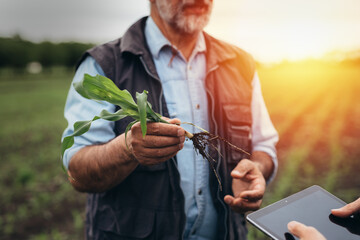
<box><xmin>246</xmin><ymin>185</ymin><xmax>347</xmax><ymax>240</ymax></box>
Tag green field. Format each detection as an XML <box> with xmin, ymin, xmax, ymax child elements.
<box><xmin>0</xmin><ymin>62</ymin><xmax>359</xmax><ymax>239</ymax></box>
<box><xmin>0</xmin><ymin>68</ymin><xmax>85</xmax><ymax>239</ymax></box>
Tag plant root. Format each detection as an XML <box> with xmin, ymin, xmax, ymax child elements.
<box><xmin>189</xmin><ymin>132</ymin><xmax>251</xmax><ymax>192</ymax></box>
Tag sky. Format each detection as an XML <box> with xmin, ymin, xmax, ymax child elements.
<box><xmin>1</xmin><ymin>0</ymin><xmax>360</xmax><ymax>63</ymax></box>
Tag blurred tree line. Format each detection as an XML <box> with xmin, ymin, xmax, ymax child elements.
<box><xmin>1</xmin><ymin>35</ymin><xmax>359</xmax><ymax>71</ymax></box>
<box><xmin>0</xmin><ymin>35</ymin><xmax>94</xmax><ymax>69</ymax></box>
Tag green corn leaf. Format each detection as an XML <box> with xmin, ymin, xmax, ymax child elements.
<box><xmin>136</xmin><ymin>90</ymin><xmax>148</xmax><ymax>138</ymax></box>
<box><xmin>73</xmin><ymin>80</ymin><xmax>90</xmax><ymax>99</ymax></box>
<box><xmin>146</xmin><ymin>103</ymin><xmax>162</xmax><ymax>122</ymax></box>
<box><xmin>99</xmin><ymin>109</ymin><xmax>128</xmax><ymax>121</ymax></box>
<box><xmin>144</xmin><ymin>101</ymin><xmax>167</xmax><ymax>123</ymax></box>
<box><xmin>122</xmin><ymin>108</ymin><xmax>141</xmax><ymax>120</ymax></box>
<box><xmin>61</xmin><ymin>135</ymin><xmax>75</xmax><ymax>158</ymax></box>
<box><xmin>74</xmin><ymin>74</ymin><xmax>138</xmax><ymax>111</ymax></box>
<box><xmin>73</xmin><ymin>117</ymin><xmax>99</xmax><ymax>136</ymax></box>
<box><xmin>144</xmin><ymin>101</ymin><xmax>158</xmax><ymax>122</ymax></box>
<box><xmin>62</xmin><ymin>73</ymin><xmax>227</xmax><ymax>190</ymax></box>
<box><xmin>61</xmin><ymin>109</ymin><xmax>129</xmax><ymax>159</ymax></box>
<box><xmin>61</xmin><ymin>117</ymin><xmax>98</xmax><ymax>158</ymax></box>
<box><xmin>62</xmin><ymin>74</ymin><xmax>171</xmax><ymax>165</ymax></box>
<box><xmin>125</xmin><ymin>120</ymin><xmax>138</xmax><ymax>149</ymax></box>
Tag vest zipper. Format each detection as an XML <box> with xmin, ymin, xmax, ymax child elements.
<box><xmin>139</xmin><ymin>55</ymin><xmax>186</xmax><ymax>240</ymax></box>
<box><xmin>205</xmin><ymin>64</ymin><xmax>229</xmax><ymax>240</ymax></box>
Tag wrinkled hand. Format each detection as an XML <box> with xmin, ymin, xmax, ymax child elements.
<box><xmin>287</xmin><ymin>221</ymin><xmax>326</xmax><ymax>240</ymax></box>
<box><xmin>127</xmin><ymin>118</ymin><xmax>185</xmax><ymax>165</ymax></box>
<box><xmin>224</xmin><ymin>159</ymin><xmax>266</xmax><ymax>213</ymax></box>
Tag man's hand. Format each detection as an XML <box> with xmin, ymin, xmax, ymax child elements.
<box><xmin>287</xmin><ymin>221</ymin><xmax>326</xmax><ymax>240</ymax></box>
<box><xmin>224</xmin><ymin>159</ymin><xmax>266</xmax><ymax>213</ymax></box>
<box><xmin>127</xmin><ymin>118</ymin><xmax>185</xmax><ymax>165</ymax></box>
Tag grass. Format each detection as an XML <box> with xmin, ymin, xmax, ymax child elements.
<box><xmin>0</xmin><ymin>61</ymin><xmax>359</xmax><ymax>239</ymax></box>
<box><xmin>0</xmin><ymin>68</ymin><xmax>86</xmax><ymax>239</ymax></box>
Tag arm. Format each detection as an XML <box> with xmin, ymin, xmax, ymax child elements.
<box><xmin>224</xmin><ymin>72</ymin><xmax>278</xmax><ymax>212</ymax></box>
<box><xmin>68</xmin><ymin>119</ymin><xmax>185</xmax><ymax>192</ymax></box>
<box><xmin>68</xmin><ymin>133</ymin><xmax>137</xmax><ymax>192</ymax></box>
<box><xmin>62</xmin><ymin>56</ymin><xmax>116</xmax><ymax>170</ymax></box>
<box><xmin>250</xmin><ymin>71</ymin><xmax>279</xmax><ymax>182</ymax></box>
<box><xmin>251</xmin><ymin>150</ymin><xmax>274</xmax><ymax>181</ymax></box>
<box><xmin>62</xmin><ymin>56</ymin><xmax>185</xmax><ymax>192</ymax></box>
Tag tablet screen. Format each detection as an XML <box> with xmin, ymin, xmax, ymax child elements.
<box><xmin>247</xmin><ymin>185</ymin><xmax>360</xmax><ymax>240</ymax></box>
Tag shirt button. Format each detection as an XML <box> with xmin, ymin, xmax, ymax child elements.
<box><xmin>189</xmin><ymin>65</ymin><xmax>192</xmax><ymax>70</ymax></box>
<box><xmin>196</xmin><ymin>104</ymin><xmax>200</xmax><ymax>109</ymax></box>
<box><xmin>198</xmin><ymin>189</ymin><xmax>202</xmax><ymax>195</ymax></box>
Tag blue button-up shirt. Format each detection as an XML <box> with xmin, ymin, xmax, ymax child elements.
<box><xmin>62</xmin><ymin>17</ymin><xmax>279</xmax><ymax>240</ymax></box>
<box><xmin>144</xmin><ymin>17</ymin><xmax>217</xmax><ymax>239</ymax></box>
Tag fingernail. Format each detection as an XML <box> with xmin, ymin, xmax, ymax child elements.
<box><xmin>232</xmin><ymin>170</ymin><xmax>241</xmax><ymax>177</ymax></box>
<box><xmin>224</xmin><ymin>198</ymin><xmax>231</xmax><ymax>204</ymax></box>
<box><xmin>287</xmin><ymin>221</ymin><xmax>296</xmax><ymax>229</ymax></box>
<box><xmin>179</xmin><ymin>143</ymin><xmax>184</xmax><ymax>149</ymax></box>
<box><xmin>178</xmin><ymin>129</ymin><xmax>184</xmax><ymax>137</ymax></box>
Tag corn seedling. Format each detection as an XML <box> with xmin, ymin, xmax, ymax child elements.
<box><xmin>61</xmin><ymin>74</ymin><xmax>250</xmax><ymax>190</ymax></box>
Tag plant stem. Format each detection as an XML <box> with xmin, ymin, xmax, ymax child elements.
<box><xmin>185</xmin><ymin>130</ymin><xmax>194</xmax><ymax>139</ymax></box>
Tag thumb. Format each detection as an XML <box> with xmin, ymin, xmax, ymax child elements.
<box><xmin>231</xmin><ymin>159</ymin><xmax>253</xmax><ymax>178</ymax></box>
<box><xmin>166</xmin><ymin>118</ymin><xmax>181</xmax><ymax>125</ymax></box>
<box><xmin>287</xmin><ymin>221</ymin><xmax>326</xmax><ymax>240</ymax></box>
<box><xmin>287</xmin><ymin>221</ymin><xmax>307</xmax><ymax>237</ymax></box>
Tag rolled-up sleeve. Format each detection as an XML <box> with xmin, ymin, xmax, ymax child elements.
<box><xmin>251</xmin><ymin>71</ymin><xmax>279</xmax><ymax>183</ymax></box>
<box><xmin>61</xmin><ymin>56</ymin><xmax>116</xmax><ymax>169</ymax></box>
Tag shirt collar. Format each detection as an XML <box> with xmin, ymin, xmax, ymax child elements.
<box><xmin>144</xmin><ymin>16</ymin><xmax>206</xmax><ymax>60</ymax></box>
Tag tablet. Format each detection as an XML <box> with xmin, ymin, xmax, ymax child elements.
<box><xmin>246</xmin><ymin>185</ymin><xmax>360</xmax><ymax>240</ymax></box>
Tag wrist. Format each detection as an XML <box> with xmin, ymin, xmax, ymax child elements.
<box><xmin>252</xmin><ymin>161</ymin><xmax>263</xmax><ymax>174</ymax></box>
<box><xmin>112</xmin><ymin>133</ymin><xmax>138</xmax><ymax>164</ymax></box>
<box><xmin>250</xmin><ymin>151</ymin><xmax>274</xmax><ymax>180</ymax></box>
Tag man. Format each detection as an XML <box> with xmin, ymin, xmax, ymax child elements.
<box><xmin>287</xmin><ymin>197</ymin><xmax>360</xmax><ymax>240</ymax></box>
<box><xmin>62</xmin><ymin>0</ymin><xmax>278</xmax><ymax>239</ymax></box>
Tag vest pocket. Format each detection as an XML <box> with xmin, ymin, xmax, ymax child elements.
<box><xmin>223</xmin><ymin>104</ymin><xmax>252</xmax><ymax>165</ymax></box>
<box><xmin>97</xmin><ymin>206</ymin><xmax>155</xmax><ymax>239</ymax></box>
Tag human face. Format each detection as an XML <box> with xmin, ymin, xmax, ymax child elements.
<box><xmin>154</xmin><ymin>0</ymin><xmax>213</xmax><ymax>34</ymax></box>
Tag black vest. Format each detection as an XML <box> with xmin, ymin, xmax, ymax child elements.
<box><xmin>80</xmin><ymin>17</ymin><xmax>255</xmax><ymax>240</ymax></box>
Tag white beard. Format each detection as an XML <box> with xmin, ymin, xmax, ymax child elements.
<box><xmin>155</xmin><ymin>0</ymin><xmax>213</xmax><ymax>34</ymax></box>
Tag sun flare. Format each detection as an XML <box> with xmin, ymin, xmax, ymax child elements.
<box><xmin>205</xmin><ymin>0</ymin><xmax>360</xmax><ymax>63</ymax></box>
